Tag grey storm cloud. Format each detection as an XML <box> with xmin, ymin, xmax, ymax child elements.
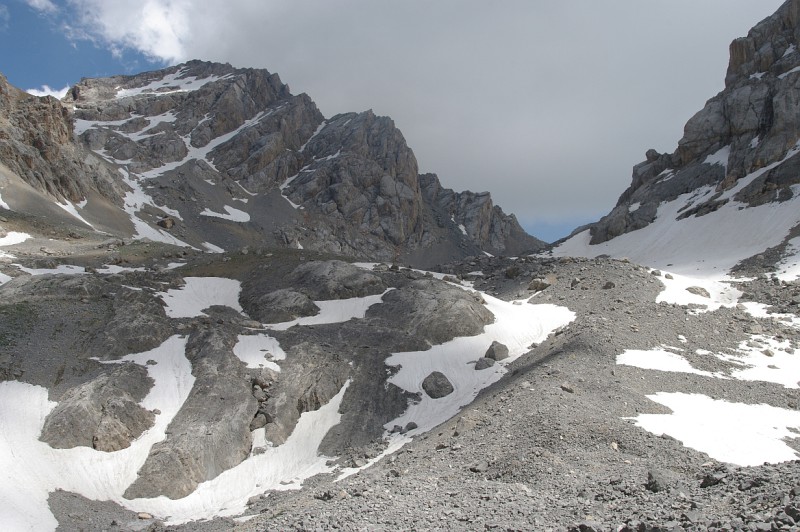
<box><xmin>64</xmin><ymin>0</ymin><xmax>785</xmax><ymax>240</ymax></box>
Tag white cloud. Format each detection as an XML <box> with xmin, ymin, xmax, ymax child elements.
<box><xmin>0</xmin><ymin>4</ymin><xmax>9</xmax><ymax>30</ymax></box>
<box><xmin>67</xmin><ymin>0</ymin><xmax>192</xmax><ymax>62</ymax></box>
<box><xmin>25</xmin><ymin>0</ymin><xmax>58</xmax><ymax>14</ymax></box>
<box><xmin>26</xmin><ymin>85</ymin><xmax>71</xmax><ymax>99</ymax></box>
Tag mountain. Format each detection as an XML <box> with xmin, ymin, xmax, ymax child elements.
<box><xmin>1</xmin><ymin>3</ymin><xmax>800</xmax><ymax>531</ymax></box>
<box><xmin>1</xmin><ymin>61</ymin><xmax>542</xmax><ymax>267</ymax></box>
<box><xmin>554</xmin><ymin>0</ymin><xmax>800</xmax><ymax>278</ymax></box>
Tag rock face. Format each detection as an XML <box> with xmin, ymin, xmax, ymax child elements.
<box><xmin>581</xmin><ymin>0</ymin><xmax>800</xmax><ymax>250</ymax></box>
<box><xmin>40</xmin><ymin>364</ymin><xmax>154</xmax><ymax>452</ymax></box>
<box><xmin>0</xmin><ymin>74</ymin><xmax>124</xmax><ymax>205</ymax></box>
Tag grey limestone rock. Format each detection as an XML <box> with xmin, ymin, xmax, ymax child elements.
<box><xmin>485</xmin><ymin>340</ymin><xmax>509</xmax><ymax>361</ymax></box>
<box><xmin>40</xmin><ymin>363</ymin><xmax>155</xmax><ymax>452</ymax></box>
<box><xmin>123</xmin><ymin>327</ymin><xmax>258</xmax><ymax>500</ymax></box>
<box><xmin>422</xmin><ymin>371</ymin><xmax>454</xmax><ymax>398</ymax></box>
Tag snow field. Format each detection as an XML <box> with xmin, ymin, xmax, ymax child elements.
<box><xmin>199</xmin><ymin>205</ymin><xmax>250</xmax><ymax>222</ymax></box>
<box><xmin>233</xmin><ymin>333</ymin><xmax>286</xmax><ymax>372</ymax></box>
<box><xmin>157</xmin><ymin>277</ymin><xmax>243</xmax><ymax>318</ymax></box>
<box><xmin>0</xmin><ymin>335</ymin><xmax>192</xmax><ymax>531</ymax></box>
<box><xmin>384</xmin><ymin>294</ymin><xmax>575</xmax><ymax>435</ymax></box>
<box><xmin>629</xmin><ymin>392</ymin><xmax>800</xmax><ymax>466</ymax></box>
<box><xmin>266</xmin><ymin>289</ymin><xmax>392</xmax><ymax>331</ymax></box>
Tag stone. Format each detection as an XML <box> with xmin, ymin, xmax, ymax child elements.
<box><xmin>686</xmin><ymin>286</ymin><xmax>711</xmax><ymax>298</ymax></box>
<box><xmin>474</xmin><ymin>357</ymin><xmax>495</xmax><ymax>370</ymax></box>
<box><xmin>602</xmin><ymin>281</ymin><xmax>616</xmax><ymax>289</ymax></box>
<box><xmin>422</xmin><ymin>371</ymin><xmax>454</xmax><ymax>398</ymax></box>
<box><xmin>485</xmin><ymin>341</ymin><xmax>509</xmax><ymax>361</ymax></box>
<box><xmin>157</xmin><ymin>216</ymin><xmax>175</xmax><ymax>229</ymax></box>
<box><xmin>528</xmin><ymin>278</ymin><xmax>550</xmax><ymax>291</ymax></box>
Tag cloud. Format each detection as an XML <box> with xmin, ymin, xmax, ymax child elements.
<box><xmin>26</xmin><ymin>85</ymin><xmax>71</xmax><ymax>98</ymax></box>
<box><xmin>25</xmin><ymin>0</ymin><xmax>58</xmax><ymax>14</ymax></box>
<box><xmin>58</xmin><ymin>0</ymin><xmax>787</xmax><ymax>236</ymax></box>
<box><xmin>0</xmin><ymin>4</ymin><xmax>9</xmax><ymax>30</ymax></box>
<box><xmin>66</xmin><ymin>0</ymin><xmax>192</xmax><ymax>63</ymax></box>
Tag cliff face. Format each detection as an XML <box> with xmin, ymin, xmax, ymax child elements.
<box><xmin>0</xmin><ymin>73</ymin><xmax>123</xmax><ymax>204</ymax></box>
<box><xmin>586</xmin><ymin>0</ymin><xmax>800</xmax><ymax>247</ymax></box>
<box><xmin>0</xmin><ymin>59</ymin><xmax>540</xmax><ymax>263</ymax></box>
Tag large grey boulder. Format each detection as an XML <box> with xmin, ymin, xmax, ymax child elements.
<box><xmin>287</xmin><ymin>260</ymin><xmax>386</xmax><ymax>300</ymax></box>
<box><xmin>367</xmin><ymin>279</ymin><xmax>493</xmax><ymax>346</ymax></box>
<box><xmin>422</xmin><ymin>371</ymin><xmax>454</xmax><ymax>398</ymax></box>
<box><xmin>40</xmin><ymin>364</ymin><xmax>154</xmax><ymax>452</ymax></box>
<box><xmin>245</xmin><ymin>288</ymin><xmax>319</xmax><ymax>323</ymax></box>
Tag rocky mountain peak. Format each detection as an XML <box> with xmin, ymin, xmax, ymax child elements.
<box><xmin>0</xmin><ymin>60</ymin><xmax>540</xmax><ymax>264</ymax></box>
<box><xmin>573</xmin><ymin>0</ymin><xmax>800</xmax><ymax>266</ymax></box>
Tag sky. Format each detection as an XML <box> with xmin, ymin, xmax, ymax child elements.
<box><xmin>0</xmin><ymin>0</ymin><xmax>787</xmax><ymax>242</ymax></box>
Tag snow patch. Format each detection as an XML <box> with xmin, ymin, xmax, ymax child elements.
<box><xmin>384</xmin><ymin>294</ymin><xmax>575</xmax><ymax>436</ymax></box>
<box><xmin>56</xmin><ymin>201</ymin><xmax>94</xmax><ymax>229</ymax></box>
<box><xmin>628</xmin><ymin>392</ymin><xmax>800</xmax><ymax>466</ymax></box>
<box><xmin>628</xmin><ymin>202</ymin><xmax>641</xmax><ymax>213</ymax></box>
<box><xmin>158</xmin><ymin>277</ymin><xmax>243</xmax><ymax>318</ymax></box>
<box><xmin>116</xmin><ymin>69</ymin><xmax>226</xmax><ymax>99</ymax></box>
<box><xmin>0</xmin><ymin>335</ymin><xmax>193</xmax><ymax>531</ymax></box>
<box><xmin>616</xmin><ymin>349</ymin><xmax>717</xmax><ymax>377</ymax></box>
<box><xmin>233</xmin><ymin>334</ymin><xmax>286</xmax><ymax>372</ymax></box>
<box><xmin>0</xmin><ymin>191</ymin><xmax>10</xmax><ymax>210</ymax></box>
<box><xmin>202</xmin><ymin>242</ymin><xmax>225</xmax><ymax>253</ymax></box>
<box><xmin>200</xmin><ymin>205</ymin><xmax>250</xmax><ymax>222</ymax></box>
<box><xmin>266</xmin><ymin>290</ymin><xmax>392</xmax><ymax>331</ymax></box>
<box><xmin>703</xmin><ymin>145</ymin><xmax>730</xmax><ymax>168</ymax></box>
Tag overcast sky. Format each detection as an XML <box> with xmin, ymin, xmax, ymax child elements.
<box><xmin>2</xmin><ymin>0</ymin><xmax>787</xmax><ymax>241</ymax></box>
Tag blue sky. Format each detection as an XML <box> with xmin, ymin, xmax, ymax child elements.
<box><xmin>0</xmin><ymin>0</ymin><xmax>787</xmax><ymax>242</ymax></box>
<box><xmin>0</xmin><ymin>1</ymin><xmax>156</xmax><ymax>92</ymax></box>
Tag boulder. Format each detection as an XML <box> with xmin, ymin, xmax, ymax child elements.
<box><xmin>422</xmin><ymin>371</ymin><xmax>454</xmax><ymax>399</ymax></box>
<box><xmin>485</xmin><ymin>341</ymin><xmax>509</xmax><ymax>361</ymax></box>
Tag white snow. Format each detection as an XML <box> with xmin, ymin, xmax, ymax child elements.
<box><xmin>779</xmin><ymin>65</ymin><xmax>800</xmax><ymax>79</ymax></box>
<box><xmin>158</xmin><ymin>277</ymin><xmax>243</xmax><ymax>318</ymax></box>
<box><xmin>703</xmin><ymin>145</ymin><xmax>730</xmax><ymax>167</ymax></box>
<box><xmin>299</xmin><ymin>121</ymin><xmax>326</xmax><ymax>152</ymax></box>
<box><xmin>95</xmin><ymin>264</ymin><xmax>146</xmax><ymax>274</ymax></box>
<box><xmin>116</xmin><ymin>69</ymin><xmax>226</xmax><ymax>99</ymax></box>
<box><xmin>0</xmin><ymin>231</ymin><xmax>31</xmax><ymax>248</ymax></box>
<box><xmin>783</xmin><ymin>44</ymin><xmax>796</xmax><ymax>57</ymax></box>
<box><xmin>553</xmin><ymin>142</ymin><xmax>800</xmax><ymax>277</ymax></box>
<box><xmin>716</xmin><ymin>335</ymin><xmax>800</xmax><ymax>389</ymax></box>
<box><xmin>200</xmin><ymin>205</ymin><xmax>250</xmax><ymax>222</ymax></box>
<box><xmin>127</xmin><ymin>380</ymin><xmax>350</xmax><ymax>524</ymax></box>
<box><xmin>655</xmin><ymin>270</ymin><xmax>742</xmax><ymax>313</ymax></box>
<box><xmin>616</xmin><ymin>348</ymin><xmax>717</xmax><ymax>377</ymax></box>
<box><xmin>266</xmin><ymin>290</ymin><xmax>391</xmax><ymax>331</ymax></box>
<box><xmin>117</xmin><ymin>169</ymin><xmax>194</xmax><ymax>248</ymax></box>
<box><xmin>458</xmin><ymin>224</ymin><xmax>468</xmax><ymax>236</ymax></box>
<box><xmin>750</xmin><ymin>72</ymin><xmax>766</xmax><ymax>80</ymax></box>
<box><xmin>56</xmin><ymin>201</ymin><xmax>94</xmax><ymax>228</ymax></box>
<box><xmin>384</xmin><ymin>295</ymin><xmax>575</xmax><ymax>435</ymax></box>
<box><xmin>0</xmin><ymin>335</ymin><xmax>193</xmax><ymax>531</ymax></box>
<box><xmin>628</xmin><ymin>202</ymin><xmax>641</xmax><ymax>213</ymax></box>
<box><xmin>14</xmin><ymin>264</ymin><xmax>87</xmax><ymax>276</ymax></box>
<box><xmin>776</xmin><ymin>236</ymin><xmax>800</xmax><ymax>281</ymax></box>
<box><xmin>202</xmin><ymin>242</ymin><xmax>225</xmax><ymax>253</ymax></box>
<box><xmin>750</xmin><ymin>136</ymin><xmax>761</xmax><ymax>149</ymax></box>
<box><xmin>0</xmin><ymin>272</ymin><xmax>11</xmax><ymax>285</ymax></box>
<box><xmin>0</xmin><ymin>191</ymin><xmax>9</xmax><ymax>210</ymax></box>
<box><xmin>628</xmin><ymin>392</ymin><xmax>800</xmax><ymax>466</ymax></box>
<box><xmin>233</xmin><ymin>333</ymin><xmax>286</xmax><ymax>372</ymax></box>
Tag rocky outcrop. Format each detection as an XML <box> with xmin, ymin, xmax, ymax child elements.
<box><xmin>124</xmin><ymin>326</ymin><xmax>257</xmax><ymax>500</ymax></box>
<box><xmin>40</xmin><ymin>363</ymin><xmax>154</xmax><ymax>452</ymax></box>
<box><xmin>584</xmin><ymin>0</ymin><xmax>800</xmax><ymax>245</ymax></box>
<box><xmin>0</xmin><ymin>73</ymin><xmax>124</xmax><ymax>204</ymax></box>
<box><xmin>419</xmin><ymin>173</ymin><xmax>544</xmax><ymax>256</ymax></box>
<box><xmin>367</xmin><ymin>279</ymin><xmax>493</xmax><ymax>346</ymax></box>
